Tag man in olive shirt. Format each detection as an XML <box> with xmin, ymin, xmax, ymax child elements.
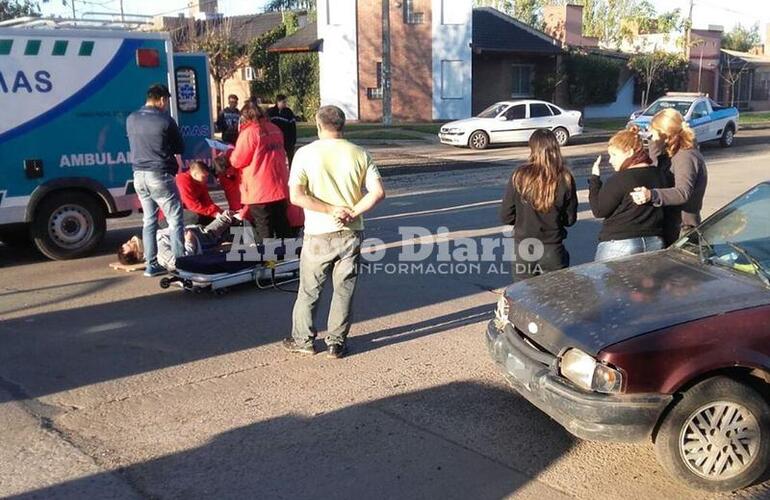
<box><xmin>284</xmin><ymin>105</ymin><xmax>386</xmax><ymax>358</ymax></box>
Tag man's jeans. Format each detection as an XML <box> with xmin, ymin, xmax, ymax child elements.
<box><xmin>291</xmin><ymin>231</ymin><xmax>363</xmax><ymax>347</ymax></box>
<box><xmin>595</xmin><ymin>236</ymin><xmax>664</xmax><ymax>262</ymax></box>
<box><xmin>134</xmin><ymin>171</ymin><xmax>184</xmax><ymax>267</ymax></box>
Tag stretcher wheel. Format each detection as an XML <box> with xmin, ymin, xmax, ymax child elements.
<box><xmin>159</xmin><ymin>277</ymin><xmax>171</xmax><ymax>289</ymax></box>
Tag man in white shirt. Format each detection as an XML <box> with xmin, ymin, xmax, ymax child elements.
<box><xmin>284</xmin><ymin>105</ymin><xmax>386</xmax><ymax>358</ymax></box>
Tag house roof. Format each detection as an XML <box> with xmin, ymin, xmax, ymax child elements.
<box><xmin>471</xmin><ymin>7</ymin><xmax>562</xmax><ymax>55</ymax></box>
<box><xmin>173</xmin><ymin>12</ymin><xmax>302</xmax><ymax>46</ymax></box>
<box><xmin>722</xmin><ymin>49</ymin><xmax>770</xmax><ymax>66</ymax></box>
<box><xmin>268</xmin><ymin>23</ymin><xmax>321</xmax><ymax>53</ymax></box>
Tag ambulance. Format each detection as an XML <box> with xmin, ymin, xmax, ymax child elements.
<box><xmin>0</xmin><ymin>24</ymin><xmax>212</xmax><ymax>259</ymax></box>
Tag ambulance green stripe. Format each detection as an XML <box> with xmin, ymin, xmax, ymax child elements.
<box><xmin>25</xmin><ymin>40</ymin><xmax>41</xmax><ymax>55</ymax></box>
<box><xmin>0</xmin><ymin>39</ymin><xmax>12</xmax><ymax>55</ymax></box>
<box><xmin>52</xmin><ymin>40</ymin><xmax>68</xmax><ymax>56</ymax></box>
<box><xmin>79</xmin><ymin>41</ymin><xmax>95</xmax><ymax>56</ymax></box>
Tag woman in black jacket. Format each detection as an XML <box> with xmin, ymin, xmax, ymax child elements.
<box><xmin>590</xmin><ymin>126</ymin><xmax>666</xmax><ymax>261</ymax></box>
<box><xmin>500</xmin><ymin>128</ymin><xmax>578</xmax><ymax>281</ymax></box>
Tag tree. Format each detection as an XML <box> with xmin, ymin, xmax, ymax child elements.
<box><xmin>181</xmin><ymin>19</ymin><xmax>246</xmax><ymax>112</ymax></box>
<box><xmin>722</xmin><ymin>23</ymin><xmax>761</xmax><ymax>53</ymax></box>
<box><xmin>263</xmin><ymin>0</ymin><xmax>315</xmax><ymax>12</ymax></box>
<box><xmin>628</xmin><ymin>51</ymin><xmax>688</xmax><ymax>107</ymax></box>
<box><xmin>720</xmin><ymin>53</ymin><xmax>750</xmax><ymax>107</ymax></box>
<box><xmin>1</xmin><ymin>0</ymin><xmax>39</xmax><ymax>21</ymax></box>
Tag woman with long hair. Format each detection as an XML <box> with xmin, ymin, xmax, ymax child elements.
<box><xmin>229</xmin><ymin>101</ymin><xmax>291</xmax><ymax>242</ymax></box>
<box><xmin>499</xmin><ymin>128</ymin><xmax>577</xmax><ymax>281</ymax></box>
<box><xmin>631</xmin><ymin>108</ymin><xmax>708</xmax><ymax>246</ymax></box>
<box><xmin>590</xmin><ymin>126</ymin><xmax>666</xmax><ymax>261</ymax></box>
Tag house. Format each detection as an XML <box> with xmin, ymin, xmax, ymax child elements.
<box><xmin>314</xmin><ymin>0</ymin><xmax>473</xmax><ymax>122</ymax></box>
<box><xmin>308</xmin><ymin>1</ymin><xmax>578</xmax><ymax>122</ymax></box>
<box><xmin>471</xmin><ymin>7</ymin><xmax>562</xmax><ymax>115</ymax></box>
<box><xmin>154</xmin><ymin>1</ymin><xmax>307</xmax><ymax>116</ymax></box>
<box><xmin>720</xmin><ymin>49</ymin><xmax>770</xmax><ymax>111</ymax></box>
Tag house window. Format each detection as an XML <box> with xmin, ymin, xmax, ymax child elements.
<box><xmin>441</xmin><ymin>0</ymin><xmax>465</xmax><ymax>25</ymax></box>
<box><xmin>511</xmin><ymin>65</ymin><xmax>534</xmax><ymax>97</ymax></box>
<box><xmin>441</xmin><ymin>60</ymin><xmax>464</xmax><ymax>99</ymax></box>
<box><xmin>367</xmin><ymin>62</ymin><xmax>383</xmax><ymax>100</ymax></box>
<box><xmin>404</xmin><ymin>0</ymin><xmax>424</xmax><ymax>24</ymax></box>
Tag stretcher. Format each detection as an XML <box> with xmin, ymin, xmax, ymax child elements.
<box><xmin>159</xmin><ymin>238</ymin><xmax>302</xmax><ymax>295</ymax></box>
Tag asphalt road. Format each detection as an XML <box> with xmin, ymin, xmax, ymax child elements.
<box><xmin>1</xmin><ymin>137</ymin><xmax>769</xmax><ymax>499</ymax></box>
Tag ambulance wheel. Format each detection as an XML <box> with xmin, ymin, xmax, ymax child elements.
<box><xmin>32</xmin><ymin>192</ymin><xmax>106</xmax><ymax>260</ymax></box>
<box><xmin>160</xmin><ymin>278</ymin><xmax>171</xmax><ymax>289</ymax></box>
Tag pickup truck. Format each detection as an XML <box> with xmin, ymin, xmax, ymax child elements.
<box><xmin>628</xmin><ymin>93</ymin><xmax>739</xmax><ymax>147</ymax></box>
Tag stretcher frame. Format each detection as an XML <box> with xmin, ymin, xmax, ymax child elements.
<box><xmin>159</xmin><ymin>258</ymin><xmax>300</xmax><ymax>295</ymax></box>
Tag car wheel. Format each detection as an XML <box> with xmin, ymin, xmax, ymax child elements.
<box><xmin>654</xmin><ymin>376</ymin><xmax>769</xmax><ymax>492</ymax></box>
<box><xmin>720</xmin><ymin>125</ymin><xmax>735</xmax><ymax>147</ymax></box>
<box><xmin>553</xmin><ymin>127</ymin><xmax>570</xmax><ymax>146</ymax></box>
<box><xmin>31</xmin><ymin>192</ymin><xmax>106</xmax><ymax>260</ymax></box>
<box><xmin>468</xmin><ymin>130</ymin><xmax>489</xmax><ymax>150</ymax></box>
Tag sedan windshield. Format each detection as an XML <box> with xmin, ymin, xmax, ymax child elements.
<box><xmin>676</xmin><ymin>183</ymin><xmax>770</xmax><ymax>284</ymax></box>
<box><xmin>643</xmin><ymin>100</ymin><xmax>693</xmax><ymax>116</ymax></box>
<box><xmin>477</xmin><ymin>103</ymin><xmax>509</xmax><ymax>119</ymax></box>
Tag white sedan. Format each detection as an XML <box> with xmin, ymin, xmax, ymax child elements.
<box><xmin>438</xmin><ymin>100</ymin><xmax>584</xmax><ymax>149</ymax></box>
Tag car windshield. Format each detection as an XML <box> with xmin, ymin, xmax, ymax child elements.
<box><xmin>675</xmin><ymin>183</ymin><xmax>770</xmax><ymax>284</ymax></box>
<box><xmin>642</xmin><ymin>100</ymin><xmax>693</xmax><ymax>116</ymax></box>
<box><xmin>477</xmin><ymin>103</ymin><xmax>509</xmax><ymax>119</ymax></box>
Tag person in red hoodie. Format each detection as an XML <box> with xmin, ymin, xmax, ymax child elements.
<box><xmin>229</xmin><ymin>101</ymin><xmax>291</xmax><ymax>242</ymax></box>
<box><xmin>212</xmin><ymin>155</ymin><xmax>242</xmax><ymax>212</ymax></box>
<box><xmin>176</xmin><ymin>160</ymin><xmax>222</xmax><ymax>225</ymax></box>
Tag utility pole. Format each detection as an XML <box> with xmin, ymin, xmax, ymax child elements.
<box><xmin>119</xmin><ymin>0</ymin><xmax>125</xmax><ymax>23</ymax></box>
<box><xmin>71</xmin><ymin>0</ymin><xmax>76</xmax><ymax>19</ymax></box>
<box><xmin>685</xmin><ymin>0</ymin><xmax>694</xmax><ymax>59</ymax></box>
<box><xmin>381</xmin><ymin>0</ymin><xmax>392</xmax><ymax>127</ymax></box>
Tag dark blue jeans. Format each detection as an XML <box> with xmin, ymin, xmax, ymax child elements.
<box><xmin>134</xmin><ymin>171</ymin><xmax>184</xmax><ymax>266</ymax></box>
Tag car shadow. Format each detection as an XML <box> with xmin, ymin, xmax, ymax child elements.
<box><xmin>12</xmin><ymin>381</ymin><xmax>576</xmax><ymax>499</ymax></box>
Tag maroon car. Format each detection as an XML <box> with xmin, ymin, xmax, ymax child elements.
<box><xmin>487</xmin><ymin>182</ymin><xmax>770</xmax><ymax>492</ymax></box>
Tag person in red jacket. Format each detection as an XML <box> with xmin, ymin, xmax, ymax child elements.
<box><xmin>229</xmin><ymin>102</ymin><xmax>291</xmax><ymax>241</ymax></box>
<box><xmin>176</xmin><ymin>160</ymin><xmax>222</xmax><ymax>225</ymax></box>
<box><xmin>212</xmin><ymin>155</ymin><xmax>242</xmax><ymax>212</ymax></box>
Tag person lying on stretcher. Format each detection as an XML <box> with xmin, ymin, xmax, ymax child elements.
<box><xmin>117</xmin><ymin>211</ymin><xmax>240</xmax><ymax>272</ymax></box>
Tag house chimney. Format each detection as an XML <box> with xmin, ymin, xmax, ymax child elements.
<box><xmin>188</xmin><ymin>0</ymin><xmax>218</xmax><ymax>17</ymax></box>
<box><xmin>543</xmin><ymin>4</ymin><xmax>584</xmax><ymax>47</ymax></box>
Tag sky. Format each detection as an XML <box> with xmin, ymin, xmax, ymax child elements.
<box><xmin>39</xmin><ymin>0</ymin><xmax>769</xmax><ymax>42</ymax></box>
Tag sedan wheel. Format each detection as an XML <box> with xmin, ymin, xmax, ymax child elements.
<box><xmin>468</xmin><ymin>130</ymin><xmax>489</xmax><ymax>150</ymax></box>
<box><xmin>553</xmin><ymin>127</ymin><xmax>569</xmax><ymax>146</ymax></box>
<box><xmin>654</xmin><ymin>376</ymin><xmax>769</xmax><ymax>491</ymax></box>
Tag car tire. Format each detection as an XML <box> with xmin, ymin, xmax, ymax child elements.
<box><xmin>553</xmin><ymin>127</ymin><xmax>570</xmax><ymax>146</ymax></box>
<box><xmin>468</xmin><ymin>130</ymin><xmax>489</xmax><ymax>150</ymax></box>
<box><xmin>654</xmin><ymin>376</ymin><xmax>769</xmax><ymax>492</ymax></box>
<box><xmin>720</xmin><ymin>125</ymin><xmax>735</xmax><ymax>148</ymax></box>
<box><xmin>31</xmin><ymin>192</ymin><xmax>106</xmax><ymax>260</ymax></box>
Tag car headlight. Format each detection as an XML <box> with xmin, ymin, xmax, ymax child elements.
<box><xmin>559</xmin><ymin>348</ymin><xmax>623</xmax><ymax>394</ymax></box>
<box><xmin>441</xmin><ymin>127</ymin><xmax>463</xmax><ymax>134</ymax></box>
<box><xmin>494</xmin><ymin>294</ymin><xmax>510</xmax><ymax>326</ymax></box>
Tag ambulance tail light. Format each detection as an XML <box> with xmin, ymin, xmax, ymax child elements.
<box><xmin>136</xmin><ymin>48</ymin><xmax>160</xmax><ymax>68</ymax></box>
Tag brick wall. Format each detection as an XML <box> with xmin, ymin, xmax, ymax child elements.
<box><xmin>357</xmin><ymin>0</ymin><xmax>433</xmax><ymax>122</ymax></box>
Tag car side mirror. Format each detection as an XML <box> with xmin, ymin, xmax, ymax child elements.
<box><xmin>497</xmin><ymin>115</ymin><xmax>508</xmax><ymax>121</ymax></box>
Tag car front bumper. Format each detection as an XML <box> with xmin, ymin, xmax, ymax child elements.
<box><xmin>486</xmin><ymin>320</ymin><xmax>672</xmax><ymax>442</ymax></box>
<box><xmin>438</xmin><ymin>132</ymin><xmax>468</xmax><ymax>146</ymax></box>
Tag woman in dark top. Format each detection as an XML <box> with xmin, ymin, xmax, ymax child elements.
<box><xmin>631</xmin><ymin>108</ymin><xmax>708</xmax><ymax>246</ymax></box>
<box><xmin>590</xmin><ymin>126</ymin><xmax>665</xmax><ymax>261</ymax></box>
<box><xmin>500</xmin><ymin>128</ymin><xmax>578</xmax><ymax>281</ymax></box>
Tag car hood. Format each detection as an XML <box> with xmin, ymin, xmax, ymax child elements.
<box><xmin>504</xmin><ymin>250</ymin><xmax>770</xmax><ymax>356</ymax></box>
<box><xmin>442</xmin><ymin>117</ymin><xmax>489</xmax><ymax>130</ymax></box>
